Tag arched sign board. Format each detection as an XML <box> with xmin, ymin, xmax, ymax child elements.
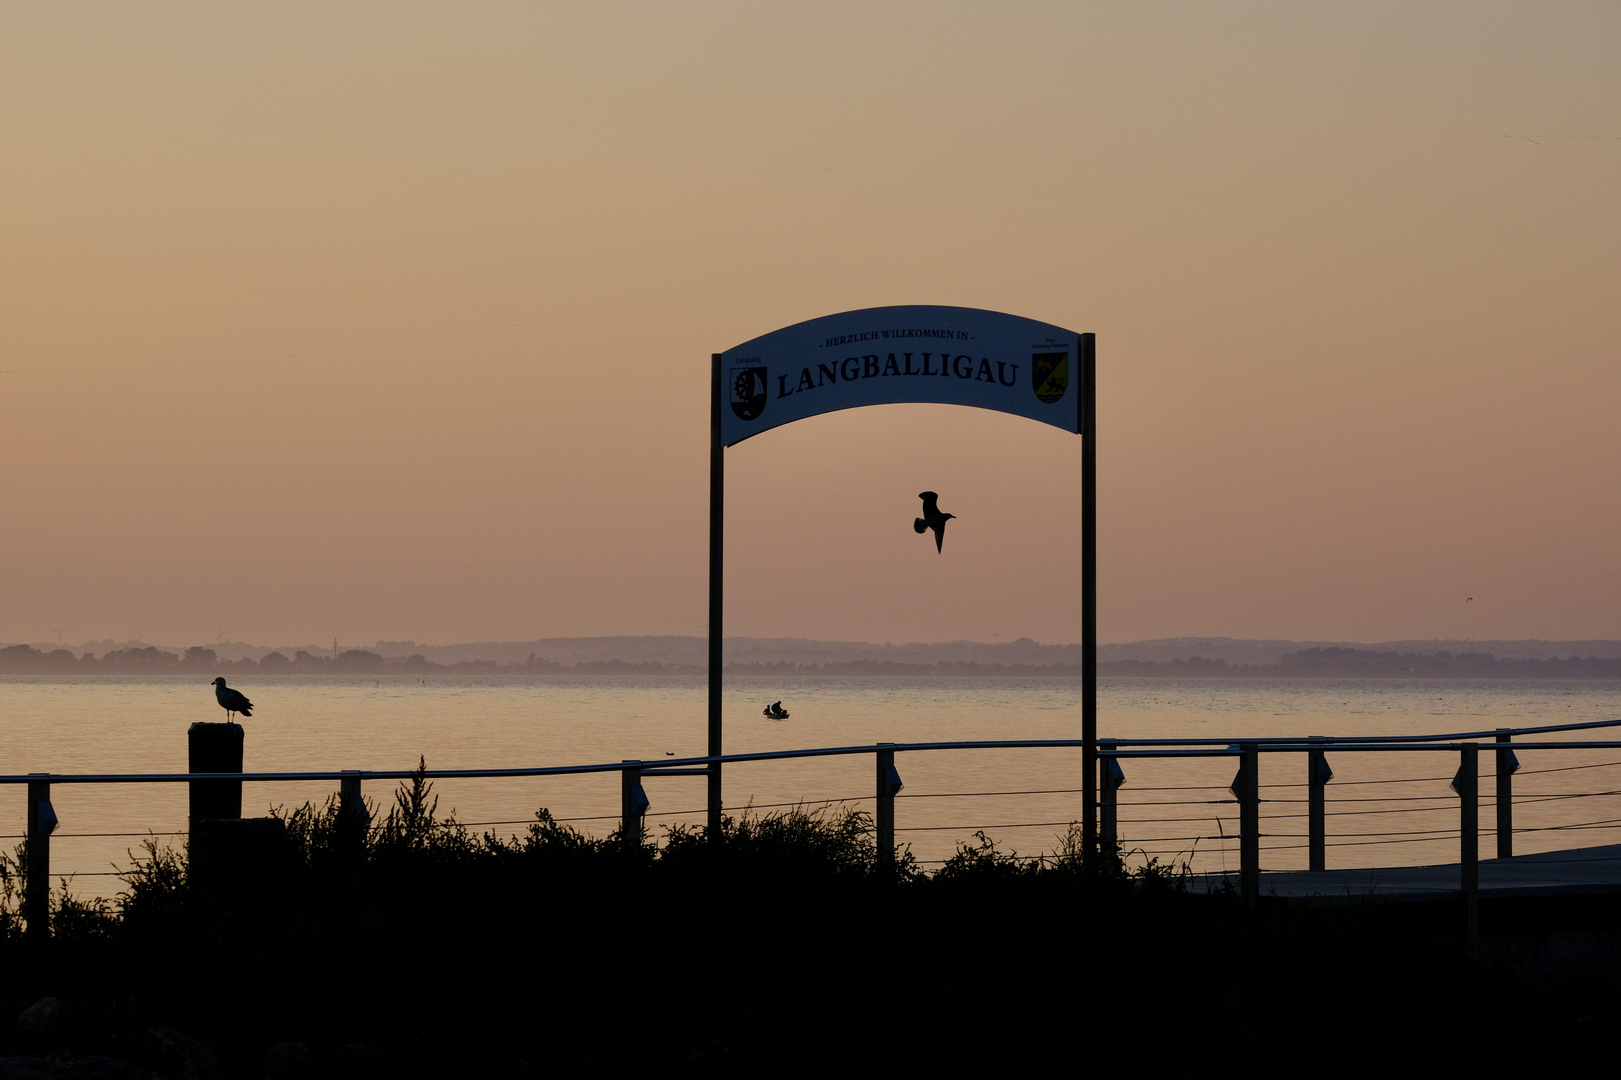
<box><xmin>706</xmin><ymin>306</ymin><xmax>1098</xmax><ymax>842</ymax></box>
<box><xmin>719</xmin><ymin>305</ymin><xmax>1085</xmax><ymax>446</ymax></box>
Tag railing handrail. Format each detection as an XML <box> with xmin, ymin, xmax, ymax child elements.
<box><xmin>1</xmin><ymin>739</ymin><xmax>1095</xmax><ymax>784</ymax></box>
<box><xmin>7</xmin><ymin>719</ymin><xmax>1621</xmax><ymax>784</ymax></box>
<box><xmin>1100</xmin><ymin>717</ymin><xmax>1621</xmax><ymax>747</ymax></box>
<box><xmin>1110</xmin><ymin>740</ymin><xmax>1621</xmax><ymax>757</ymax></box>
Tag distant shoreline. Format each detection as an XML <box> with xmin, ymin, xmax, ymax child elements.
<box><xmin>9</xmin><ymin>635</ymin><xmax>1621</xmax><ymax>677</ymax></box>
<box><xmin>7</xmin><ymin>643</ymin><xmax>1621</xmax><ymax>680</ymax></box>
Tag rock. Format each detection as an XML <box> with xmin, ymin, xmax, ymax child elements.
<box><xmin>256</xmin><ymin>1043</ymin><xmax>308</xmax><ymax>1079</ymax></box>
<box><xmin>143</xmin><ymin>1030</ymin><xmax>218</xmax><ymax>1080</ymax></box>
<box><xmin>15</xmin><ymin>999</ymin><xmax>63</xmax><ymax>1034</ymax></box>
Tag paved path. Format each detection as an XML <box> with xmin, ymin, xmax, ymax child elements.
<box><xmin>1194</xmin><ymin>844</ymin><xmax>1621</xmax><ymax>900</ymax></box>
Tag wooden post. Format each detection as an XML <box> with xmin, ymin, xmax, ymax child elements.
<box><xmin>1080</xmin><ymin>334</ymin><xmax>1098</xmax><ymax>850</ymax></box>
<box><xmin>25</xmin><ymin>775</ymin><xmax>52</xmax><ymax>937</ymax></box>
<box><xmin>876</xmin><ymin>744</ymin><xmax>898</xmax><ymax>873</ymax></box>
<box><xmin>1239</xmin><ymin>742</ymin><xmax>1260</xmax><ymax>904</ymax></box>
<box><xmin>1308</xmin><ymin>737</ymin><xmax>1327</xmax><ymax>872</ymax></box>
<box><xmin>1495</xmin><ymin>730</ymin><xmax>1514</xmax><ymax>860</ymax></box>
<box><xmin>188</xmin><ymin>722</ymin><xmax>243</xmax><ymax>834</ymax></box>
<box><xmin>1099</xmin><ymin>740</ymin><xmax>1118</xmax><ymax>855</ymax></box>
<box><xmin>621</xmin><ymin>762</ymin><xmax>646</xmax><ymax>853</ymax></box>
<box><xmin>1460</xmin><ymin>742</ymin><xmax>1479</xmax><ymax>948</ymax></box>
<box><xmin>708</xmin><ymin>353</ymin><xmax>724</xmax><ymax>842</ymax></box>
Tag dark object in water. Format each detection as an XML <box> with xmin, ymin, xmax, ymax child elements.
<box><xmin>913</xmin><ymin>490</ymin><xmax>955</xmax><ymax>553</ymax></box>
<box><xmin>764</xmin><ymin>700</ymin><xmax>789</xmax><ymax>720</ymax></box>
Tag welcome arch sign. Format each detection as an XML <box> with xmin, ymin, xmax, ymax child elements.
<box><xmin>707</xmin><ymin>305</ymin><xmax>1098</xmax><ymax>840</ymax></box>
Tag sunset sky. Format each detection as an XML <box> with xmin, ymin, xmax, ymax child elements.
<box><xmin>2</xmin><ymin>3</ymin><xmax>1617</xmax><ymax>649</ymax></box>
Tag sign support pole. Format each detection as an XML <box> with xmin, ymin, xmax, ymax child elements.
<box><xmin>1081</xmin><ymin>333</ymin><xmax>1097</xmax><ymax>847</ymax></box>
<box><xmin>711</xmin><ymin>312</ymin><xmax>1091</xmax><ymax>847</ymax></box>
<box><xmin>708</xmin><ymin>354</ymin><xmax>725</xmax><ymax>840</ymax></box>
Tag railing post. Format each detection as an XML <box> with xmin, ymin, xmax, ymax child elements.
<box><xmin>1308</xmin><ymin>736</ymin><xmax>1327</xmax><ymax>872</ymax></box>
<box><xmin>339</xmin><ymin>771</ymin><xmax>368</xmax><ymax>857</ymax></box>
<box><xmin>1099</xmin><ymin>740</ymin><xmax>1118</xmax><ymax>855</ymax></box>
<box><xmin>1495</xmin><ymin>729</ymin><xmax>1514</xmax><ymax>860</ymax></box>
<box><xmin>1239</xmin><ymin>742</ymin><xmax>1259</xmax><ymax>904</ymax></box>
<box><xmin>876</xmin><ymin>744</ymin><xmax>898</xmax><ymax>873</ymax></box>
<box><xmin>1460</xmin><ymin>742</ymin><xmax>1479</xmax><ymax>948</ymax></box>
<box><xmin>25</xmin><ymin>775</ymin><xmax>53</xmax><ymax>938</ymax></box>
<box><xmin>621</xmin><ymin>761</ymin><xmax>647</xmax><ymax>853</ymax></box>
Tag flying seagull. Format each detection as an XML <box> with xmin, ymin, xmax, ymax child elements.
<box><xmin>212</xmin><ymin>677</ymin><xmax>253</xmax><ymax>720</ymax></box>
<box><xmin>913</xmin><ymin>491</ymin><xmax>956</xmax><ymax>553</ymax></box>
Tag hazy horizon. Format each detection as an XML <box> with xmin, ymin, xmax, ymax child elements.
<box><xmin>3</xmin><ymin>4</ymin><xmax>1617</xmax><ymax>648</ymax></box>
<box><xmin>15</xmin><ymin>632</ymin><xmax>1621</xmax><ymax>670</ymax></box>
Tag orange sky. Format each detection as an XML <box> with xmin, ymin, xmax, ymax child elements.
<box><xmin>2</xmin><ymin>3</ymin><xmax>1618</xmax><ymax>649</ymax></box>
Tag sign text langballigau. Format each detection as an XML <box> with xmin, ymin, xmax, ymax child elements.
<box><xmin>719</xmin><ymin>305</ymin><xmax>1085</xmax><ymax>446</ymax></box>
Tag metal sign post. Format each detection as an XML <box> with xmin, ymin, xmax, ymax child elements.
<box><xmin>707</xmin><ymin>307</ymin><xmax>1095</xmax><ymax>843</ymax></box>
<box><xmin>708</xmin><ymin>354</ymin><xmax>725</xmax><ymax>838</ymax></box>
<box><xmin>1081</xmin><ymin>333</ymin><xmax>1097</xmax><ymax>847</ymax></box>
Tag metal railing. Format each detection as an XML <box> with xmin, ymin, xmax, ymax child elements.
<box><xmin>1096</xmin><ymin>719</ymin><xmax>1621</xmax><ymax>945</ymax></box>
<box><xmin>7</xmin><ymin>718</ymin><xmax>1621</xmax><ymax>943</ymax></box>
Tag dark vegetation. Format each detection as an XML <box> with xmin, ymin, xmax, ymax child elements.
<box><xmin>739</xmin><ymin>647</ymin><xmax>1621</xmax><ymax>678</ymax></box>
<box><xmin>9</xmin><ymin>641</ymin><xmax>1621</xmax><ymax>678</ymax></box>
<box><xmin>0</xmin><ymin>644</ymin><xmax>601</xmax><ymax>676</ymax></box>
<box><xmin>0</xmin><ymin>767</ymin><xmax>1612</xmax><ymax>1077</ymax></box>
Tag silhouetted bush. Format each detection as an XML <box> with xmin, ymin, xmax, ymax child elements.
<box><xmin>0</xmin><ymin>764</ymin><xmax>1613</xmax><ymax>1076</ymax></box>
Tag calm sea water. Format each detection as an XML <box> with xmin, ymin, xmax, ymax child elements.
<box><xmin>4</xmin><ymin>675</ymin><xmax>1620</xmax><ymax>891</ymax></box>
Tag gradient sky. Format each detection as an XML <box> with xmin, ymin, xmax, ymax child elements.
<box><xmin>2</xmin><ymin>3</ymin><xmax>1617</xmax><ymax>649</ymax></box>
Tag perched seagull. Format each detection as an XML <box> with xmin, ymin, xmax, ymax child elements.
<box><xmin>212</xmin><ymin>677</ymin><xmax>253</xmax><ymax>720</ymax></box>
<box><xmin>913</xmin><ymin>491</ymin><xmax>956</xmax><ymax>553</ymax></box>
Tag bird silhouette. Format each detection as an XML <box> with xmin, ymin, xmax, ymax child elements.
<box><xmin>212</xmin><ymin>677</ymin><xmax>253</xmax><ymax>720</ymax></box>
<box><xmin>913</xmin><ymin>491</ymin><xmax>955</xmax><ymax>553</ymax></box>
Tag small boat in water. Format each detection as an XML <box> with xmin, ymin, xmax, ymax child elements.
<box><xmin>763</xmin><ymin>700</ymin><xmax>789</xmax><ymax>720</ymax></box>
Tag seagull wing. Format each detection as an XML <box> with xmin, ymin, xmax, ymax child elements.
<box><xmin>933</xmin><ymin>521</ymin><xmax>946</xmax><ymax>553</ymax></box>
<box><xmin>919</xmin><ymin>491</ymin><xmax>940</xmax><ymax>517</ymax></box>
<box><xmin>223</xmin><ymin>687</ymin><xmax>253</xmax><ymax>716</ymax></box>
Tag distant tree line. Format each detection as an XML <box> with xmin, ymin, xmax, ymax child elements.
<box><xmin>1099</xmin><ymin>647</ymin><xmax>1621</xmax><ymax>678</ymax></box>
<box><xmin>6</xmin><ymin>642</ymin><xmax>1621</xmax><ymax>678</ymax></box>
<box><xmin>0</xmin><ymin>644</ymin><xmax>706</xmax><ymax>676</ymax></box>
<box><xmin>726</xmin><ymin>659</ymin><xmax>1097</xmax><ymax>677</ymax></box>
<box><xmin>1272</xmin><ymin>647</ymin><xmax>1621</xmax><ymax>678</ymax></box>
<box><xmin>729</xmin><ymin>650</ymin><xmax>1621</xmax><ymax>678</ymax></box>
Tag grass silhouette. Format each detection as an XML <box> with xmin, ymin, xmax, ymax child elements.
<box><xmin>0</xmin><ymin>762</ymin><xmax>1614</xmax><ymax>1075</ymax></box>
